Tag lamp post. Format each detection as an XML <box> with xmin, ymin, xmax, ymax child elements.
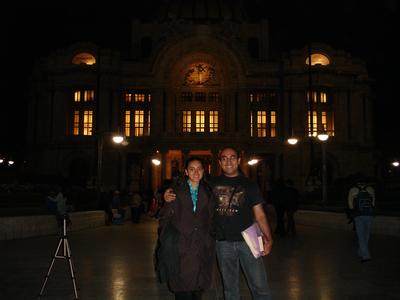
<box><xmin>97</xmin><ymin>132</ymin><xmax>125</xmax><ymax>203</ymax></box>
<box><xmin>317</xmin><ymin>133</ymin><xmax>329</xmax><ymax>205</ymax></box>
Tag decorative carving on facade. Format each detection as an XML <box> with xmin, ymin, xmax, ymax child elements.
<box><xmin>183</xmin><ymin>63</ymin><xmax>217</xmax><ymax>86</ymax></box>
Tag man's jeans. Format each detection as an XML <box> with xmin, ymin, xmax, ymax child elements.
<box><xmin>354</xmin><ymin>216</ymin><xmax>373</xmax><ymax>259</ymax></box>
<box><xmin>216</xmin><ymin>240</ymin><xmax>272</xmax><ymax>300</ymax></box>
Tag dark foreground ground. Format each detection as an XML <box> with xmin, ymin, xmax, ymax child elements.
<box><xmin>1</xmin><ymin>214</ymin><xmax>399</xmax><ymax>300</ymax></box>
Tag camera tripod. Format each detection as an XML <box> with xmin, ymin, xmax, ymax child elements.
<box><xmin>38</xmin><ymin>214</ymin><xmax>78</xmax><ymax>299</ymax></box>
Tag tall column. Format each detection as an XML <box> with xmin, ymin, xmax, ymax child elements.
<box><xmin>235</xmin><ymin>89</ymin><xmax>250</xmax><ymax>136</ymax></box>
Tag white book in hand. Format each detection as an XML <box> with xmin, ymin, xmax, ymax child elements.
<box><xmin>241</xmin><ymin>223</ymin><xmax>264</xmax><ymax>258</ymax></box>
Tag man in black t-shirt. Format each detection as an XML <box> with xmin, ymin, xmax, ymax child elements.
<box><xmin>165</xmin><ymin>147</ymin><xmax>273</xmax><ymax>299</ymax></box>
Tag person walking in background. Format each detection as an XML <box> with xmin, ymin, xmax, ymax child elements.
<box><xmin>347</xmin><ymin>177</ymin><xmax>375</xmax><ymax>262</ymax></box>
<box><xmin>157</xmin><ymin>157</ymin><xmax>215</xmax><ymax>300</ymax></box>
<box><xmin>282</xmin><ymin>179</ymin><xmax>299</xmax><ymax>237</ymax></box>
<box><xmin>165</xmin><ymin>147</ymin><xmax>273</xmax><ymax>300</ymax></box>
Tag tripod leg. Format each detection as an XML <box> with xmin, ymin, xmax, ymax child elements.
<box><xmin>38</xmin><ymin>237</ymin><xmax>63</xmax><ymax>297</ymax></box>
<box><xmin>65</xmin><ymin>239</ymin><xmax>79</xmax><ymax>299</ymax></box>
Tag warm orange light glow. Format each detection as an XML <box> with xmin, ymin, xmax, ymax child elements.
<box><xmin>257</xmin><ymin>111</ymin><xmax>267</xmax><ymax>137</ymax></box>
<box><xmin>134</xmin><ymin>94</ymin><xmax>145</xmax><ymax>102</ymax></box>
<box><xmin>73</xmin><ymin>111</ymin><xmax>80</xmax><ymax>135</ymax></box>
<box><xmin>305</xmin><ymin>53</ymin><xmax>330</xmax><ymax>66</ymax></box>
<box><xmin>183</xmin><ymin>111</ymin><xmax>191</xmax><ymax>132</ymax></box>
<box><xmin>195</xmin><ymin>111</ymin><xmax>205</xmax><ymax>132</ymax></box>
<box><xmin>125</xmin><ymin>111</ymin><xmax>131</xmax><ymax>137</ymax></box>
<box><xmin>84</xmin><ymin>90</ymin><xmax>94</xmax><ymax>102</ymax></box>
<box><xmin>134</xmin><ymin>110</ymin><xmax>144</xmax><ymax>136</ymax></box>
<box><xmin>83</xmin><ymin>110</ymin><xmax>93</xmax><ymax>135</ymax></box>
<box><xmin>209</xmin><ymin>111</ymin><xmax>219</xmax><ymax>132</ymax></box>
<box><xmin>71</xmin><ymin>52</ymin><xmax>96</xmax><ymax>65</ymax></box>
<box><xmin>270</xmin><ymin>111</ymin><xmax>276</xmax><ymax>137</ymax></box>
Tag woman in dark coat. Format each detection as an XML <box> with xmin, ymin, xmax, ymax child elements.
<box><xmin>158</xmin><ymin>157</ymin><xmax>215</xmax><ymax>300</ymax></box>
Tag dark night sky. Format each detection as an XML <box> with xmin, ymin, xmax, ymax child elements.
<box><xmin>2</xmin><ymin>0</ymin><xmax>399</xmax><ymax>161</ymax></box>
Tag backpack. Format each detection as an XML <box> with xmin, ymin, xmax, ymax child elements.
<box><xmin>354</xmin><ymin>186</ymin><xmax>373</xmax><ymax>216</ymax></box>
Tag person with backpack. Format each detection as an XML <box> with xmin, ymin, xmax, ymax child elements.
<box><xmin>347</xmin><ymin>178</ymin><xmax>375</xmax><ymax>262</ymax></box>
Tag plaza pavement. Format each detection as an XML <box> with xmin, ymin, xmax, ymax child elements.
<box><xmin>0</xmin><ymin>214</ymin><xmax>399</xmax><ymax>300</ymax></box>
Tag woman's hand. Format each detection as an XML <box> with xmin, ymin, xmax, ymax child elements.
<box><xmin>164</xmin><ymin>188</ymin><xmax>176</xmax><ymax>202</ymax></box>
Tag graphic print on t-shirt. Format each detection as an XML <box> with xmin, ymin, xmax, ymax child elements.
<box><xmin>214</xmin><ymin>185</ymin><xmax>245</xmax><ymax>216</ymax></box>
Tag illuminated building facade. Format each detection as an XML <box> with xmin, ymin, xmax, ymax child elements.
<box><xmin>28</xmin><ymin>3</ymin><xmax>374</xmax><ymax>199</ymax></box>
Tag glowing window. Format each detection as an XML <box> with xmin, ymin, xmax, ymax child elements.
<box><xmin>270</xmin><ymin>111</ymin><xmax>276</xmax><ymax>137</ymax></box>
<box><xmin>134</xmin><ymin>110</ymin><xmax>144</xmax><ymax>136</ymax></box>
<box><xmin>305</xmin><ymin>53</ymin><xmax>330</xmax><ymax>66</ymax></box>
<box><xmin>124</xmin><ymin>92</ymin><xmax>151</xmax><ymax>137</ymax></box>
<box><xmin>320</xmin><ymin>92</ymin><xmax>327</xmax><ymax>103</ymax></box>
<box><xmin>74</xmin><ymin>91</ymin><xmax>80</xmax><ymax>102</ymax></box>
<box><xmin>250</xmin><ymin>113</ymin><xmax>254</xmax><ymax>136</ymax></box>
<box><xmin>73</xmin><ymin>111</ymin><xmax>80</xmax><ymax>135</ymax></box>
<box><xmin>209</xmin><ymin>111</ymin><xmax>219</xmax><ymax>132</ymax></box>
<box><xmin>321</xmin><ymin>111</ymin><xmax>327</xmax><ymax>131</ymax></box>
<box><xmin>125</xmin><ymin>111</ymin><xmax>131</xmax><ymax>137</ymax></box>
<box><xmin>135</xmin><ymin>94</ymin><xmax>145</xmax><ymax>102</ymax></box>
<box><xmin>183</xmin><ymin>111</ymin><xmax>192</xmax><ymax>132</ymax></box>
<box><xmin>72</xmin><ymin>52</ymin><xmax>96</xmax><ymax>65</ymax></box>
<box><xmin>250</xmin><ymin>94</ymin><xmax>254</xmax><ymax>103</ymax></box>
<box><xmin>147</xmin><ymin>111</ymin><xmax>151</xmax><ymax>135</ymax></box>
<box><xmin>125</xmin><ymin>93</ymin><xmax>133</xmax><ymax>103</ymax></box>
<box><xmin>257</xmin><ymin>111</ymin><xmax>267</xmax><ymax>137</ymax></box>
<box><xmin>308</xmin><ymin>111</ymin><xmax>318</xmax><ymax>137</ymax></box>
<box><xmin>307</xmin><ymin>91</ymin><xmax>328</xmax><ymax>104</ymax></box>
<box><xmin>196</xmin><ymin>111</ymin><xmax>205</xmax><ymax>132</ymax></box>
<box><xmin>83</xmin><ymin>110</ymin><xmax>93</xmax><ymax>135</ymax></box>
<box><xmin>72</xmin><ymin>90</ymin><xmax>95</xmax><ymax>136</ymax></box>
<box><xmin>84</xmin><ymin>90</ymin><xmax>94</xmax><ymax>102</ymax></box>
<box><xmin>307</xmin><ymin>91</ymin><xmax>318</xmax><ymax>103</ymax></box>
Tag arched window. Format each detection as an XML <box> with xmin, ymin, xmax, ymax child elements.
<box><xmin>71</xmin><ymin>52</ymin><xmax>96</xmax><ymax>65</ymax></box>
<box><xmin>305</xmin><ymin>53</ymin><xmax>330</xmax><ymax>66</ymax></box>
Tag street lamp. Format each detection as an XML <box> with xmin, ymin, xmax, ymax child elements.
<box><xmin>287</xmin><ymin>137</ymin><xmax>299</xmax><ymax>145</ymax></box>
<box><xmin>151</xmin><ymin>158</ymin><xmax>161</xmax><ymax>166</ymax></box>
<box><xmin>97</xmin><ymin>133</ymin><xmax>126</xmax><ymax>202</ymax></box>
<box><xmin>248</xmin><ymin>158</ymin><xmax>259</xmax><ymax>166</ymax></box>
<box><xmin>317</xmin><ymin>133</ymin><xmax>329</xmax><ymax>205</ymax></box>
